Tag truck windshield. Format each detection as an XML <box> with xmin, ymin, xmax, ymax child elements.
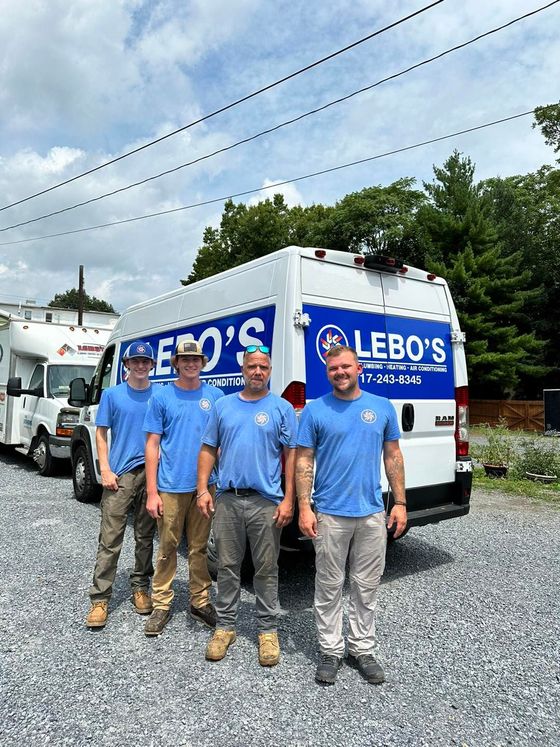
<box><xmin>47</xmin><ymin>365</ymin><xmax>96</xmax><ymax>398</ymax></box>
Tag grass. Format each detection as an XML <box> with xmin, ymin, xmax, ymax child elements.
<box><xmin>472</xmin><ymin>467</ymin><xmax>560</xmax><ymax>504</ymax></box>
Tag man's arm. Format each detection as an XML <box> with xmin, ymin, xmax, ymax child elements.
<box><xmin>383</xmin><ymin>439</ymin><xmax>407</xmax><ymax>538</ymax></box>
<box><xmin>145</xmin><ymin>433</ymin><xmax>163</xmax><ymax>519</ymax></box>
<box><xmin>273</xmin><ymin>447</ymin><xmax>296</xmax><ymax>528</ymax></box>
<box><xmin>196</xmin><ymin>444</ymin><xmax>218</xmax><ymax>519</ymax></box>
<box><xmin>95</xmin><ymin>426</ymin><xmax>118</xmax><ymax>491</ymax></box>
<box><xmin>296</xmin><ymin>446</ymin><xmax>317</xmax><ymax>538</ymax></box>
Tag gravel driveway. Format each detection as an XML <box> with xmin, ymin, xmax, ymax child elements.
<box><xmin>1</xmin><ymin>448</ymin><xmax>559</xmax><ymax>747</ymax></box>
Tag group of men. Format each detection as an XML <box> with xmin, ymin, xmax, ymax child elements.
<box><xmin>85</xmin><ymin>338</ymin><xmax>406</xmax><ymax>685</ymax></box>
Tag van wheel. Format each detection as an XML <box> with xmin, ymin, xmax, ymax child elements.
<box><xmin>73</xmin><ymin>445</ymin><xmax>101</xmax><ymax>503</ymax></box>
<box><xmin>34</xmin><ymin>434</ymin><xmax>60</xmax><ymax>476</ymax></box>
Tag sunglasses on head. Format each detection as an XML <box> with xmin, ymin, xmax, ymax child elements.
<box><xmin>244</xmin><ymin>345</ymin><xmax>270</xmax><ymax>354</ymax></box>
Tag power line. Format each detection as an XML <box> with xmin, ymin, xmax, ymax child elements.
<box><xmin>0</xmin><ymin>1</ymin><xmax>445</xmax><ymax>214</ymax></box>
<box><xmin>2</xmin><ymin>0</ymin><xmax>556</xmax><ymax>234</ymax></box>
<box><xmin>0</xmin><ymin>108</ymin><xmax>545</xmax><ymax>248</ymax></box>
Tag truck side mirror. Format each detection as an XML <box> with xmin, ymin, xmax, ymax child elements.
<box><xmin>68</xmin><ymin>377</ymin><xmax>89</xmax><ymax>407</ymax></box>
<box><xmin>7</xmin><ymin>377</ymin><xmax>22</xmax><ymax>397</ymax></box>
<box><xmin>7</xmin><ymin>377</ymin><xmax>45</xmax><ymax>398</ymax></box>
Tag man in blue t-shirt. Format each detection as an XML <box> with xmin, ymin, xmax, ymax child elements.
<box><xmin>297</xmin><ymin>345</ymin><xmax>407</xmax><ymax>685</ymax></box>
<box><xmin>197</xmin><ymin>346</ymin><xmax>297</xmax><ymax>667</ymax></box>
<box><xmin>86</xmin><ymin>341</ymin><xmax>157</xmax><ymax>629</ymax></box>
<box><xmin>143</xmin><ymin>340</ymin><xmax>224</xmax><ymax>637</ymax></box>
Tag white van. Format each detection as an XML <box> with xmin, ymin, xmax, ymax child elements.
<box><xmin>69</xmin><ymin>246</ymin><xmax>472</xmax><ymax>541</ymax></box>
<box><xmin>0</xmin><ymin>311</ymin><xmax>111</xmax><ymax>475</ymax></box>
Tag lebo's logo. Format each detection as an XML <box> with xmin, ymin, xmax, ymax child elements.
<box><xmin>316</xmin><ymin>325</ymin><xmax>348</xmax><ymax>364</ymax></box>
<box><xmin>255</xmin><ymin>412</ymin><xmax>269</xmax><ymax>426</ymax></box>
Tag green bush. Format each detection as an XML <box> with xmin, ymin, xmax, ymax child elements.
<box><xmin>512</xmin><ymin>436</ymin><xmax>560</xmax><ymax>480</ymax></box>
<box><xmin>471</xmin><ymin>419</ymin><xmax>511</xmax><ymax>466</ymax></box>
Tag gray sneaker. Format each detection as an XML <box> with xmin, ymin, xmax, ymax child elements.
<box><xmin>144</xmin><ymin>608</ymin><xmax>171</xmax><ymax>637</ymax></box>
<box><xmin>315</xmin><ymin>654</ymin><xmax>343</xmax><ymax>684</ymax></box>
<box><xmin>347</xmin><ymin>653</ymin><xmax>385</xmax><ymax>684</ymax></box>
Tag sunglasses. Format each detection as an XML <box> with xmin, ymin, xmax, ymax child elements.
<box><xmin>244</xmin><ymin>345</ymin><xmax>270</xmax><ymax>354</ymax></box>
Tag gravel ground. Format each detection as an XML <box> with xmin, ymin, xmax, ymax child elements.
<box><xmin>0</xmin><ymin>447</ymin><xmax>559</xmax><ymax>747</ymax></box>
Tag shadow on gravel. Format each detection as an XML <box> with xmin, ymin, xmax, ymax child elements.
<box><xmin>0</xmin><ymin>445</ymin><xmax>72</xmax><ymax>475</ymax></box>
<box><xmin>383</xmin><ymin>533</ymin><xmax>454</xmax><ymax>582</ymax></box>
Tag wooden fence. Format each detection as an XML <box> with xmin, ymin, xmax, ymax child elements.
<box><xmin>470</xmin><ymin>400</ymin><xmax>544</xmax><ymax>431</ymax></box>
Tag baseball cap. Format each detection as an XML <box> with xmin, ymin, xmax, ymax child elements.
<box><xmin>174</xmin><ymin>340</ymin><xmax>205</xmax><ymax>358</ymax></box>
<box><xmin>122</xmin><ymin>341</ymin><xmax>156</xmax><ymax>361</ymax></box>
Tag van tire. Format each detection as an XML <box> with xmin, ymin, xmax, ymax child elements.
<box><xmin>34</xmin><ymin>433</ymin><xmax>61</xmax><ymax>477</ymax></box>
<box><xmin>73</xmin><ymin>445</ymin><xmax>102</xmax><ymax>503</ymax></box>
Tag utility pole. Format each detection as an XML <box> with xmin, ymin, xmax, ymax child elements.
<box><xmin>78</xmin><ymin>265</ymin><xmax>84</xmax><ymax>326</ymax></box>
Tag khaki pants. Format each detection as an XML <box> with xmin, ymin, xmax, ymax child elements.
<box><xmin>89</xmin><ymin>466</ymin><xmax>155</xmax><ymax>602</ymax></box>
<box><xmin>313</xmin><ymin>511</ymin><xmax>386</xmax><ymax>657</ymax></box>
<box><xmin>152</xmin><ymin>489</ymin><xmax>213</xmax><ymax>611</ymax></box>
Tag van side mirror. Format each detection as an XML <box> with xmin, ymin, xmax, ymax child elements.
<box><xmin>68</xmin><ymin>377</ymin><xmax>89</xmax><ymax>407</ymax></box>
<box><xmin>7</xmin><ymin>377</ymin><xmax>22</xmax><ymax>397</ymax></box>
<box><xmin>6</xmin><ymin>377</ymin><xmax>44</xmax><ymax>398</ymax></box>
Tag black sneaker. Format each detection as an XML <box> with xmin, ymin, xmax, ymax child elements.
<box><xmin>315</xmin><ymin>653</ymin><xmax>343</xmax><ymax>684</ymax></box>
<box><xmin>144</xmin><ymin>608</ymin><xmax>171</xmax><ymax>637</ymax></box>
<box><xmin>190</xmin><ymin>603</ymin><xmax>217</xmax><ymax>628</ymax></box>
<box><xmin>347</xmin><ymin>653</ymin><xmax>385</xmax><ymax>684</ymax></box>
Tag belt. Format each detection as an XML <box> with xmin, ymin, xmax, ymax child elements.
<box><xmin>228</xmin><ymin>487</ymin><xmax>255</xmax><ymax>496</ymax></box>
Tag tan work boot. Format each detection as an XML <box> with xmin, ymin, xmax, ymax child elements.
<box><xmin>258</xmin><ymin>632</ymin><xmax>280</xmax><ymax>666</ymax></box>
<box><xmin>132</xmin><ymin>589</ymin><xmax>153</xmax><ymax>615</ymax></box>
<box><xmin>205</xmin><ymin>629</ymin><xmax>236</xmax><ymax>661</ymax></box>
<box><xmin>86</xmin><ymin>601</ymin><xmax>108</xmax><ymax>628</ymax></box>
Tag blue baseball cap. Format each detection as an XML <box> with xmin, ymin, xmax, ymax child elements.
<box><xmin>122</xmin><ymin>341</ymin><xmax>156</xmax><ymax>362</ymax></box>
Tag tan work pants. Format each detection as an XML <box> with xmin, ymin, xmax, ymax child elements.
<box><xmin>152</xmin><ymin>488</ymin><xmax>213</xmax><ymax>611</ymax></box>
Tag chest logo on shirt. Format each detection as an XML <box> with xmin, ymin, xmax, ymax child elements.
<box><xmin>199</xmin><ymin>398</ymin><xmax>212</xmax><ymax>411</ymax></box>
<box><xmin>255</xmin><ymin>412</ymin><xmax>269</xmax><ymax>426</ymax></box>
<box><xmin>361</xmin><ymin>409</ymin><xmax>377</xmax><ymax>423</ymax></box>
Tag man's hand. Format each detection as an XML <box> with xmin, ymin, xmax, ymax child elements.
<box><xmin>197</xmin><ymin>490</ymin><xmax>215</xmax><ymax>520</ymax></box>
<box><xmin>298</xmin><ymin>505</ymin><xmax>318</xmax><ymax>539</ymax></box>
<box><xmin>100</xmin><ymin>468</ymin><xmax>118</xmax><ymax>491</ymax></box>
<box><xmin>387</xmin><ymin>505</ymin><xmax>407</xmax><ymax>538</ymax></box>
<box><xmin>146</xmin><ymin>491</ymin><xmax>164</xmax><ymax>519</ymax></box>
<box><xmin>273</xmin><ymin>498</ymin><xmax>293</xmax><ymax>528</ymax></box>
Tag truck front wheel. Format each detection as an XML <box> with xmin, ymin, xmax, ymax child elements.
<box><xmin>73</xmin><ymin>445</ymin><xmax>102</xmax><ymax>503</ymax></box>
<box><xmin>34</xmin><ymin>433</ymin><xmax>61</xmax><ymax>477</ymax></box>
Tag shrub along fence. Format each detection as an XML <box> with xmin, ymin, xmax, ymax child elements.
<box><xmin>470</xmin><ymin>400</ymin><xmax>544</xmax><ymax>432</ymax></box>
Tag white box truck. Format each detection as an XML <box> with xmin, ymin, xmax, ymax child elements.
<box><xmin>68</xmin><ymin>246</ymin><xmax>472</xmax><ymax>545</ymax></box>
<box><xmin>0</xmin><ymin>310</ymin><xmax>111</xmax><ymax>475</ymax></box>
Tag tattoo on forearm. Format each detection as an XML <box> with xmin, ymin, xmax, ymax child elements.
<box><xmin>295</xmin><ymin>458</ymin><xmax>314</xmax><ymax>506</ymax></box>
<box><xmin>385</xmin><ymin>450</ymin><xmax>405</xmax><ymax>497</ymax></box>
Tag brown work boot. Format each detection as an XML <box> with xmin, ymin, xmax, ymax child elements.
<box><xmin>144</xmin><ymin>608</ymin><xmax>171</xmax><ymax>637</ymax></box>
<box><xmin>86</xmin><ymin>601</ymin><xmax>108</xmax><ymax>628</ymax></box>
<box><xmin>258</xmin><ymin>632</ymin><xmax>280</xmax><ymax>666</ymax></box>
<box><xmin>205</xmin><ymin>629</ymin><xmax>236</xmax><ymax>661</ymax></box>
<box><xmin>132</xmin><ymin>589</ymin><xmax>153</xmax><ymax>615</ymax></box>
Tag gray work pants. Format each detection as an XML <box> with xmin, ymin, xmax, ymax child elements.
<box><xmin>313</xmin><ymin>511</ymin><xmax>386</xmax><ymax>657</ymax></box>
<box><xmin>213</xmin><ymin>491</ymin><xmax>281</xmax><ymax>632</ymax></box>
<box><xmin>89</xmin><ymin>466</ymin><xmax>155</xmax><ymax>602</ymax></box>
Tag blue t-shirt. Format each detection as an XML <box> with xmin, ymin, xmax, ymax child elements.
<box><xmin>143</xmin><ymin>381</ymin><xmax>224</xmax><ymax>493</ymax></box>
<box><xmin>96</xmin><ymin>382</ymin><xmax>155</xmax><ymax>477</ymax></box>
<box><xmin>297</xmin><ymin>391</ymin><xmax>401</xmax><ymax>517</ymax></box>
<box><xmin>202</xmin><ymin>391</ymin><xmax>298</xmax><ymax>504</ymax></box>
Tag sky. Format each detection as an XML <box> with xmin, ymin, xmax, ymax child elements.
<box><xmin>0</xmin><ymin>0</ymin><xmax>558</xmax><ymax>312</ymax></box>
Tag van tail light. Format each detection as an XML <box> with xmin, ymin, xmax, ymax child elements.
<box><xmin>281</xmin><ymin>381</ymin><xmax>306</xmax><ymax>414</ymax></box>
<box><xmin>455</xmin><ymin>386</ymin><xmax>469</xmax><ymax>457</ymax></box>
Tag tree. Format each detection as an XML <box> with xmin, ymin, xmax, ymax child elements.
<box><xmin>418</xmin><ymin>151</ymin><xmax>547</xmax><ymax>398</ymax></box>
<box><xmin>533</xmin><ymin>102</ymin><xmax>560</xmax><ymax>154</ymax></box>
<box><xmin>48</xmin><ymin>288</ymin><xmax>116</xmax><ymax>313</ymax></box>
<box><xmin>328</xmin><ymin>178</ymin><xmax>428</xmax><ymax>264</ymax></box>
